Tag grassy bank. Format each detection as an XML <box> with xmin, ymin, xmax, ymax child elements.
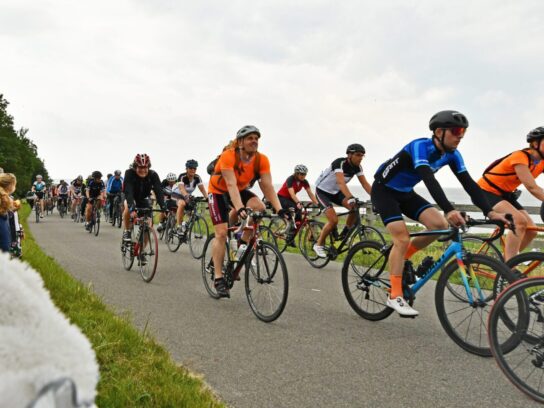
<box><xmin>20</xmin><ymin>204</ymin><xmax>223</xmax><ymax>407</ymax></box>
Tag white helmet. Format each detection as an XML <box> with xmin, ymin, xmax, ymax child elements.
<box><xmin>166</xmin><ymin>172</ymin><xmax>177</xmax><ymax>182</ymax></box>
<box><xmin>294</xmin><ymin>164</ymin><xmax>308</xmax><ymax>174</ymax></box>
<box><xmin>36</xmin><ymin>174</ymin><xmax>43</xmax><ymax>179</ymax></box>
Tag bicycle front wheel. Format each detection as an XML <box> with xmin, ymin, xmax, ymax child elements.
<box><xmin>299</xmin><ymin>221</ymin><xmax>331</xmax><ymax>269</ymax></box>
<box><xmin>189</xmin><ymin>215</ymin><xmax>209</xmax><ymax>259</ymax></box>
<box><xmin>435</xmin><ymin>253</ymin><xmax>517</xmax><ymax>356</ymax></box>
<box><xmin>166</xmin><ymin>222</ymin><xmax>182</xmax><ymax>252</ymax></box>
<box><xmin>245</xmin><ymin>241</ymin><xmax>288</xmax><ymax>322</ymax></box>
<box><xmin>268</xmin><ymin>217</ymin><xmax>290</xmax><ymax>253</ymax></box>
<box><xmin>139</xmin><ymin>226</ymin><xmax>159</xmax><ymax>283</ymax></box>
<box><xmin>93</xmin><ymin>211</ymin><xmax>100</xmax><ymax>236</ymax></box>
<box><xmin>201</xmin><ymin>234</ymin><xmax>228</xmax><ymax>299</ymax></box>
<box><xmin>489</xmin><ymin>277</ymin><xmax>544</xmax><ymax>403</ymax></box>
<box><xmin>121</xmin><ymin>239</ymin><xmax>134</xmax><ymax>271</ymax></box>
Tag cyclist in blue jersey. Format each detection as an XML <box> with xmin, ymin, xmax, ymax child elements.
<box><xmin>106</xmin><ymin>170</ymin><xmax>124</xmax><ymax>220</ymax></box>
<box><xmin>371</xmin><ymin>110</ymin><xmax>511</xmax><ymax>316</ymax></box>
<box><xmin>31</xmin><ymin>175</ymin><xmax>47</xmax><ymax>218</ymax></box>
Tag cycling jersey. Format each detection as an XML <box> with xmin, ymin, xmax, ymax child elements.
<box><xmin>374</xmin><ymin>138</ymin><xmax>467</xmax><ymax>192</ymax></box>
<box><xmin>58</xmin><ymin>184</ymin><xmax>69</xmax><ymax>195</ymax></box>
<box><xmin>33</xmin><ymin>181</ymin><xmax>46</xmax><ymax>192</ymax></box>
<box><xmin>87</xmin><ymin>180</ymin><xmax>105</xmax><ymax>198</ymax></box>
<box><xmin>477</xmin><ymin>149</ymin><xmax>544</xmax><ymax>196</ymax></box>
<box><xmin>315</xmin><ymin>158</ymin><xmax>363</xmax><ymax>195</ymax></box>
<box><xmin>177</xmin><ymin>173</ymin><xmax>203</xmax><ymax>194</ymax></box>
<box><xmin>161</xmin><ymin>179</ymin><xmax>175</xmax><ymax>198</ymax></box>
<box><xmin>123</xmin><ymin>168</ymin><xmax>165</xmax><ymax>209</ymax></box>
<box><xmin>71</xmin><ymin>180</ymin><xmax>83</xmax><ymax>195</ymax></box>
<box><xmin>106</xmin><ymin>176</ymin><xmax>123</xmax><ymax>194</ymax></box>
<box><xmin>277</xmin><ymin>175</ymin><xmax>310</xmax><ymax>199</ymax></box>
<box><xmin>209</xmin><ymin>148</ymin><xmax>270</xmax><ymax>194</ymax></box>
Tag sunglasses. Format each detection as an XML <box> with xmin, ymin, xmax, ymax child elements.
<box><xmin>449</xmin><ymin>127</ymin><xmax>466</xmax><ymax>136</ymax></box>
<box><xmin>187</xmin><ymin>167</ymin><xmax>197</xmax><ymax>170</ymax></box>
<box><xmin>136</xmin><ymin>165</ymin><xmax>149</xmax><ymax>170</ymax></box>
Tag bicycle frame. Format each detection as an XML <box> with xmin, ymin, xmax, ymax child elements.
<box><xmin>324</xmin><ymin>204</ymin><xmax>366</xmax><ymax>258</ymax></box>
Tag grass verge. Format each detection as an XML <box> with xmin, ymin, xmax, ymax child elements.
<box><xmin>20</xmin><ymin>204</ymin><xmax>223</xmax><ymax>408</ymax></box>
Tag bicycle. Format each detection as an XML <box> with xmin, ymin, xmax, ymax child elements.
<box><xmin>299</xmin><ymin>199</ymin><xmax>386</xmax><ymax>269</ymax></box>
<box><xmin>201</xmin><ymin>209</ymin><xmax>289</xmax><ymax>322</ymax></box>
<box><xmin>57</xmin><ymin>197</ymin><xmax>68</xmax><ymax>219</ymax></box>
<box><xmin>341</xmin><ymin>216</ymin><xmax>518</xmax><ymax>356</ymax></box>
<box><xmin>87</xmin><ymin>198</ymin><xmax>102</xmax><ymax>237</ymax></box>
<box><xmin>165</xmin><ymin>197</ymin><xmax>210</xmax><ymax>259</ymax></box>
<box><xmin>71</xmin><ymin>195</ymin><xmax>82</xmax><ymax>223</ymax></box>
<box><xmin>488</xmin><ymin>276</ymin><xmax>544</xmax><ymax>403</ymax></box>
<box><xmin>110</xmin><ymin>192</ymin><xmax>124</xmax><ymax>228</ymax></box>
<box><xmin>121</xmin><ymin>207</ymin><xmax>162</xmax><ymax>282</ymax></box>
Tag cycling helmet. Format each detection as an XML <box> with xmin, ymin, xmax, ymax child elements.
<box><xmin>92</xmin><ymin>170</ymin><xmax>102</xmax><ymax>178</ymax></box>
<box><xmin>346</xmin><ymin>144</ymin><xmax>365</xmax><ymax>154</ymax></box>
<box><xmin>185</xmin><ymin>159</ymin><xmax>198</xmax><ymax>169</ymax></box>
<box><xmin>166</xmin><ymin>172</ymin><xmax>177</xmax><ymax>182</ymax></box>
<box><xmin>114</xmin><ymin>170</ymin><xmax>122</xmax><ymax>176</ymax></box>
<box><xmin>36</xmin><ymin>175</ymin><xmax>43</xmax><ymax>179</ymax></box>
<box><xmin>236</xmin><ymin>125</ymin><xmax>261</xmax><ymax>139</ymax></box>
<box><xmin>294</xmin><ymin>164</ymin><xmax>308</xmax><ymax>174</ymax></box>
<box><xmin>107</xmin><ymin>173</ymin><xmax>112</xmax><ymax>179</ymax></box>
<box><xmin>133</xmin><ymin>153</ymin><xmax>151</xmax><ymax>168</ymax></box>
<box><xmin>60</xmin><ymin>179</ymin><xmax>65</xmax><ymax>184</ymax></box>
<box><xmin>77</xmin><ymin>175</ymin><xmax>83</xmax><ymax>181</ymax></box>
<box><xmin>429</xmin><ymin>110</ymin><xmax>469</xmax><ymax>130</ymax></box>
<box><xmin>527</xmin><ymin>127</ymin><xmax>544</xmax><ymax>142</ymax></box>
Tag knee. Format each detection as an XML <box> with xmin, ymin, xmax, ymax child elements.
<box><xmin>392</xmin><ymin>234</ymin><xmax>410</xmax><ymax>251</ymax></box>
<box><xmin>514</xmin><ymin>214</ymin><xmax>528</xmax><ymax>232</ymax></box>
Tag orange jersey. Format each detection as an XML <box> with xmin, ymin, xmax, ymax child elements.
<box><xmin>208</xmin><ymin>149</ymin><xmax>271</xmax><ymax>194</ymax></box>
<box><xmin>477</xmin><ymin>149</ymin><xmax>544</xmax><ymax>195</ymax></box>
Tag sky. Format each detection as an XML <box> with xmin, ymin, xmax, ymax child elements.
<box><xmin>1</xmin><ymin>0</ymin><xmax>544</xmax><ymax>190</ymax></box>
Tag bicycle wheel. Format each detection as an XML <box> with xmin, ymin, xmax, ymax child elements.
<box><xmin>258</xmin><ymin>225</ymin><xmax>278</xmax><ymax>248</ymax></box>
<box><xmin>462</xmin><ymin>235</ymin><xmax>503</xmax><ymax>261</ymax></box>
<box><xmin>59</xmin><ymin>204</ymin><xmax>65</xmax><ymax>219</ymax></box>
<box><xmin>166</xmin><ymin>221</ymin><xmax>182</xmax><ymax>252</ymax></box>
<box><xmin>139</xmin><ymin>226</ymin><xmax>159</xmax><ymax>283</ymax></box>
<box><xmin>35</xmin><ymin>206</ymin><xmax>40</xmax><ymax>223</ymax></box>
<box><xmin>116</xmin><ymin>203</ymin><xmax>123</xmax><ymax>228</ymax></box>
<box><xmin>121</xmin><ymin>237</ymin><xmax>134</xmax><ymax>271</ymax></box>
<box><xmin>299</xmin><ymin>221</ymin><xmax>330</xmax><ymax>268</ymax></box>
<box><xmin>489</xmin><ymin>277</ymin><xmax>544</xmax><ymax>403</ymax></box>
<box><xmin>104</xmin><ymin>205</ymin><xmax>109</xmax><ymax>223</ymax></box>
<box><xmin>245</xmin><ymin>241</ymin><xmax>288</xmax><ymax>322</ymax></box>
<box><xmin>93</xmin><ymin>211</ymin><xmax>100</xmax><ymax>236</ymax></box>
<box><xmin>268</xmin><ymin>217</ymin><xmax>289</xmax><ymax>253</ymax></box>
<box><xmin>189</xmin><ymin>215</ymin><xmax>209</xmax><ymax>259</ymax></box>
<box><xmin>201</xmin><ymin>234</ymin><xmax>228</xmax><ymax>299</ymax></box>
<box><xmin>349</xmin><ymin>225</ymin><xmax>386</xmax><ymax>248</ymax></box>
<box><xmin>435</xmin><ymin>254</ymin><xmax>518</xmax><ymax>356</ymax></box>
<box><xmin>341</xmin><ymin>240</ymin><xmax>393</xmax><ymax>321</ymax></box>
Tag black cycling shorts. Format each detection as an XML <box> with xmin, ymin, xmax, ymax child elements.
<box><xmin>208</xmin><ymin>190</ymin><xmax>256</xmax><ymax>225</ymax></box>
<box><xmin>278</xmin><ymin>195</ymin><xmax>296</xmax><ymax>210</ymax></box>
<box><xmin>481</xmin><ymin>189</ymin><xmax>523</xmax><ymax>211</ymax></box>
<box><xmin>35</xmin><ymin>191</ymin><xmax>44</xmax><ymax>200</ymax></box>
<box><xmin>371</xmin><ymin>181</ymin><xmax>434</xmax><ymax>226</ymax></box>
<box><xmin>316</xmin><ymin>188</ymin><xmax>345</xmax><ymax>210</ymax></box>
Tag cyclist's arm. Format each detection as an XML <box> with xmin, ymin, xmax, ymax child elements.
<box><xmin>416</xmin><ymin>166</ymin><xmax>455</xmax><ymax>214</ymax></box>
<box><xmin>287</xmin><ymin>187</ymin><xmax>299</xmax><ymax>203</ymax></box>
<box><xmin>515</xmin><ymin>163</ymin><xmax>544</xmax><ymax>201</ymax></box>
<box><xmin>198</xmin><ymin>184</ymin><xmax>207</xmax><ymax>197</ymax></box>
<box><xmin>151</xmin><ymin>172</ymin><xmax>166</xmax><ymax>209</ymax></box>
<box><xmin>177</xmin><ymin>184</ymin><xmax>190</xmax><ymax>198</ymax></box>
<box><xmin>221</xmin><ymin>169</ymin><xmax>244</xmax><ymax>210</ymax></box>
<box><xmin>334</xmin><ymin>172</ymin><xmax>354</xmax><ymax>199</ymax></box>
<box><xmin>259</xmin><ymin>173</ymin><xmax>282</xmax><ymax>213</ymax></box>
<box><xmin>305</xmin><ymin>187</ymin><xmax>319</xmax><ymax>205</ymax></box>
<box><xmin>455</xmin><ymin>171</ymin><xmax>492</xmax><ymax>216</ymax></box>
<box><xmin>357</xmin><ymin>174</ymin><xmax>372</xmax><ymax>195</ymax></box>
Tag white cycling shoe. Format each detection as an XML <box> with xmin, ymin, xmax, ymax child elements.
<box><xmin>386</xmin><ymin>296</ymin><xmax>419</xmax><ymax>317</ymax></box>
<box><xmin>312</xmin><ymin>244</ymin><xmax>327</xmax><ymax>258</ymax></box>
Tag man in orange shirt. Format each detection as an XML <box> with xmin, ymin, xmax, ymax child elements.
<box><xmin>208</xmin><ymin>125</ymin><xmax>287</xmax><ymax>297</ymax></box>
<box><xmin>478</xmin><ymin>126</ymin><xmax>544</xmax><ymax>260</ymax></box>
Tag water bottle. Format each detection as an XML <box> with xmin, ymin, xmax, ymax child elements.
<box><xmin>235</xmin><ymin>244</ymin><xmax>248</xmax><ymax>261</ymax></box>
<box><xmin>229</xmin><ymin>239</ymin><xmax>238</xmax><ymax>260</ymax></box>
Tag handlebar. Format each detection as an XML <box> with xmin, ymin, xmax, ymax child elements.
<box><xmin>436</xmin><ymin>212</ymin><xmax>514</xmax><ymax>243</ymax></box>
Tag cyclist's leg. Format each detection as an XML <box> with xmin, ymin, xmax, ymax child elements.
<box><xmin>122</xmin><ymin>200</ymin><xmax>131</xmax><ymax>230</ymax></box>
<box><xmin>315</xmin><ymin>189</ymin><xmax>339</xmax><ymax>246</ymax></box>
<box><xmin>409</xmin><ymin>207</ymin><xmax>448</xmax><ymax>250</ymax></box>
<box><xmin>519</xmin><ymin>209</ymin><xmax>537</xmax><ymax>250</ymax></box>
<box><xmin>207</xmin><ymin>193</ymin><xmax>230</xmax><ymax>281</ymax></box>
<box><xmin>85</xmin><ymin>198</ymin><xmax>93</xmax><ymax>222</ymax></box>
<box><xmin>241</xmin><ymin>191</ymin><xmax>264</xmax><ymax>243</ymax></box>
<box><xmin>491</xmin><ymin>200</ymin><xmax>527</xmax><ymax>260</ymax></box>
<box><xmin>176</xmin><ymin>198</ymin><xmax>186</xmax><ymax>226</ymax></box>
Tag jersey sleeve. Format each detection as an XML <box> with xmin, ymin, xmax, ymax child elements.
<box><xmin>448</xmin><ymin>150</ymin><xmax>467</xmax><ymax>174</ymax></box>
<box><xmin>331</xmin><ymin>158</ymin><xmax>344</xmax><ymax>173</ymax></box>
<box><xmin>285</xmin><ymin>175</ymin><xmax>295</xmax><ymax>188</ymax></box>
<box><xmin>195</xmin><ymin>175</ymin><xmax>203</xmax><ymax>185</ymax></box>
<box><xmin>303</xmin><ymin>179</ymin><xmax>310</xmax><ymax>188</ymax></box>
<box><xmin>407</xmin><ymin>140</ymin><xmax>431</xmax><ymax>169</ymax></box>
<box><xmin>258</xmin><ymin>153</ymin><xmax>271</xmax><ymax>175</ymax></box>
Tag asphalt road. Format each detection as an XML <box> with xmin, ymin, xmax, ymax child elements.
<box><xmin>30</xmin><ymin>212</ymin><xmax>536</xmax><ymax>407</ymax></box>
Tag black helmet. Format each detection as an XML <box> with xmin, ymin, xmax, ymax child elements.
<box><xmin>185</xmin><ymin>159</ymin><xmax>199</xmax><ymax>168</ymax></box>
<box><xmin>236</xmin><ymin>125</ymin><xmax>260</xmax><ymax>139</ymax></box>
<box><xmin>114</xmin><ymin>170</ymin><xmax>122</xmax><ymax>176</ymax></box>
<box><xmin>527</xmin><ymin>127</ymin><xmax>544</xmax><ymax>143</ymax></box>
<box><xmin>346</xmin><ymin>143</ymin><xmax>365</xmax><ymax>154</ymax></box>
<box><xmin>429</xmin><ymin>110</ymin><xmax>469</xmax><ymax>131</ymax></box>
<box><xmin>92</xmin><ymin>171</ymin><xmax>102</xmax><ymax>179</ymax></box>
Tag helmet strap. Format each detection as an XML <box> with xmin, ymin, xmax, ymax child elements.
<box><xmin>532</xmin><ymin>139</ymin><xmax>544</xmax><ymax>160</ymax></box>
<box><xmin>433</xmin><ymin>130</ymin><xmax>454</xmax><ymax>154</ymax></box>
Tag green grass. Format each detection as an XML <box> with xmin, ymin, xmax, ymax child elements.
<box><xmin>20</xmin><ymin>204</ymin><xmax>224</xmax><ymax>408</ymax></box>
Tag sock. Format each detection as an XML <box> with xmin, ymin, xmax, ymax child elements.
<box><xmin>390</xmin><ymin>275</ymin><xmax>403</xmax><ymax>299</ymax></box>
<box><xmin>404</xmin><ymin>243</ymin><xmax>420</xmax><ymax>260</ymax></box>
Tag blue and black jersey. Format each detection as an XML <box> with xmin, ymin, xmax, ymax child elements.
<box><xmin>87</xmin><ymin>180</ymin><xmax>105</xmax><ymax>198</ymax></box>
<box><xmin>106</xmin><ymin>176</ymin><xmax>123</xmax><ymax>194</ymax></box>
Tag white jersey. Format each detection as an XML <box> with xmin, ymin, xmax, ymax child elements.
<box><xmin>315</xmin><ymin>157</ymin><xmax>363</xmax><ymax>195</ymax></box>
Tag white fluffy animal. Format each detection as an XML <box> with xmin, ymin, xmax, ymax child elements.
<box><xmin>0</xmin><ymin>252</ymin><xmax>99</xmax><ymax>407</ymax></box>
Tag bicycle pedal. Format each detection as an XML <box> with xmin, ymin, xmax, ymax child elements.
<box><xmin>399</xmin><ymin>314</ymin><xmax>417</xmax><ymax>319</ymax></box>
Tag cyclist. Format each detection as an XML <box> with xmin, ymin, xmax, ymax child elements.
<box><xmin>106</xmin><ymin>170</ymin><xmax>124</xmax><ymax>220</ymax></box>
<box><xmin>313</xmin><ymin>144</ymin><xmax>372</xmax><ymax>258</ymax></box>
<box><xmin>476</xmin><ymin>126</ymin><xmax>544</xmax><ymax>260</ymax></box>
<box><xmin>277</xmin><ymin>164</ymin><xmax>318</xmax><ymax>245</ymax></box>
<box><xmin>174</xmin><ymin>159</ymin><xmax>207</xmax><ymax>234</ymax></box>
<box><xmin>122</xmin><ymin>154</ymin><xmax>166</xmax><ymax>243</ymax></box>
<box><xmin>70</xmin><ymin>175</ymin><xmax>84</xmax><ymax>219</ymax></box>
<box><xmin>57</xmin><ymin>180</ymin><xmax>69</xmax><ymax>212</ymax></box>
<box><xmin>31</xmin><ymin>175</ymin><xmax>47</xmax><ymax>218</ymax></box>
<box><xmin>84</xmin><ymin>171</ymin><xmax>106</xmax><ymax>231</ymax></box>
<box><xmin>371</xmin><ymin>110</ymin><xmax>510</xmax><ymax>316</ymax></box>
<box><xmin>157</xmin><ymin>172</ymin><xmax>178</xmax><ymax>232</ymax></box>
<box><xmin>208</xmin><ymin>125</ymin><xmax>287</xmax><ymax>297</ymax></box>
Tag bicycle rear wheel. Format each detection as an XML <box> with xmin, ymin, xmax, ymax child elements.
<box><xmin>299</xmin><ymin>221</ymin><xmax>330</xmax><ymax>268</ymax></box>
<box><xmin>268</xmin><ymin>217</ymin><xmax>289</xmax><ymax>253</ymax></box>
<box><xmin>35</xmin><ymin>206</ymin><xmax>40</xmax><ymax>223</ymax></box>
<box><xmin>139</xmin><ymin>226</ymin><xmax>159</xmax><ymax>283</ymax></box>
<box><xmin>489</xmin><ymin>277</ymin><xmax>544</xmax><ymax>403</ymax></box>
<box><xmin>166</xmin><ymin>221</ymin><xmax>182</xmax><ymax>252</ymax></box>
<box><xmin>189</xmin><ymin>215</ymin><xmax>209</xmax><ymax>259</ymax></box>
<box><xmin>201</xmin><ymin>234</ymin><xmax>228</xmax><ymax>299</ymax></box>
<box><xmin>245</xmin><ymin>241</ymin><xmax>288</xmax><ymax>322</ymax></box>
<box><xmin>341</xmin><ymin>240</ymin><xmax>393</xmax><ymax>321</ymax></box>
<box><xmin>435</xmin><ymin>254</ymin><xmax>518</xmax><ymax>356</ymax></box>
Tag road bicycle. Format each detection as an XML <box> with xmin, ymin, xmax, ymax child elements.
<box><xmin>299</xmin><ymin>199</ymin><xmax>386</xmax><ymax>269</ymax></box>
<box><xmin>120</xmin><ymin>207</ymin><xmax>162</xmax><ymax>283</ymax></box>
<box><xmin>110</xmin><ymin>192</ymin><xmax>124</xmax><ymax>228</ymax></box>
<box><xmin>57</xmin><ymin>197</ymin><xmax>68</xmax><ymax>219</ymax></box>
<box><xmin>34</xmin><ymin>195</ymin><xmax>41</xmax><ymax>223</ymax></box>
<box><xmin>86</xmin><ymin>198</ymin><xmax>102</xmax><ymax>237</ymax></box>
<box><xmin>164</xmin><ymin>197</ymin><xmax>210</xmax><ymax>259</ymax></box>
<box><xmin>341</xmin><ymin>216</ymin><xmax>518</xmax><ymax>356</ymax></box>
<box><xmin>488</xmin><ymin>276</ymin><xmax>544</xmax><ymax>403</ymax></box>
<box><xmin>201</xmin><ymin>209</ymin><xmax>288</xmax><ymax>322</ymax></box>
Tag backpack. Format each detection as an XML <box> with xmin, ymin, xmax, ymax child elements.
<box><xmin>482</xmin><ymin>149</ymin><xmax>532</xmax><ymax>198</ymax></box>
<box><xmin>207</xmin><ymin>150</ymin><xmax>261</xmax><ymax>192</ymax></box>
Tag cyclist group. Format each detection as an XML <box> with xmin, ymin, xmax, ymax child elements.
<box><xmin>32</xmin><ymin>111</ymin><xmax>544</xmax><ymax>317</ymax></box>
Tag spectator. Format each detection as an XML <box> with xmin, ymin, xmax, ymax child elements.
<box><xmin>0</xmin><ymin>173</ymin><xmax>16</xmax><ymax>252</ymax></box>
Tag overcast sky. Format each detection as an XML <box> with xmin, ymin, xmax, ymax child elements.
<box><xmin>1</xmin><ymin>0</ymin><xmax>543</xmax><ymax>190</ymax></box>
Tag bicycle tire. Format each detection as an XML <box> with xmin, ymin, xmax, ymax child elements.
<box><xmin>488</xmin><ymin>277</ymin><xmax>544</xmax><ymax>403</ymax></box>
<box><xmin>435</xmin><ymin>253</ymin><xmax>518</xmax><ymax>356</ymax></box>
<box><xmin>116</xmin><ymin>203</ymin><xmax>123</xmax><ymax>228</ymax></box>
<box><xmin>349</xmin><ymin>225</ymin><xmax>386</xmax><ymax>247</ymax></box>
<box><xmin>189</xmin><ymin>215</ymin><xmax>209</xmax><ymax>259</ymax></box>
<box><xmin>166</xmin><ymin>221</ymin><xmax>182</xmax><ymax>252</ymax></box>
<box><xmin>139</xmin><ymin>226</ymin><xmax>159</xmax><ymax>283</ymax></box>
<box><xmin>245</xmin><ymin>241</ymin><xmax>288</xmax><ymax>322</ymax></box>
<box><xmin>258</xmin><ymin>225</ymin><xmax>278</xmax><ymax>248</ymax></box>
<box><xmin>163</xmin><ymin>216</ymin><xmax>174</xmax><ymax>243</ymax></box>
<box><xmin>35</xmin><ymin>205</ymin><xmax>40</xmax><ymax>223</ymax></box>
<box><xmin>268</xmin><ymin>217</ymin><xmax>289</xmax><ymax>253</ymax></box>
<box><xmin>341</xmin><ymin>240</ymin><xmax>393</xmax><ymax>321</ymax></box>
<box><xmin>201</xmin><ymin>234</ymin><xmax>228</xmax><ymax>299</ymax></box>
<box><xmin>121</xmin><ymin>237</ymin><xmax>134</xmax><ymax>271</ymax></box>
<box><xmin>299</xmin><ymin>221</ymin><xmax>331</xmax><ymax>268</ymax></box>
